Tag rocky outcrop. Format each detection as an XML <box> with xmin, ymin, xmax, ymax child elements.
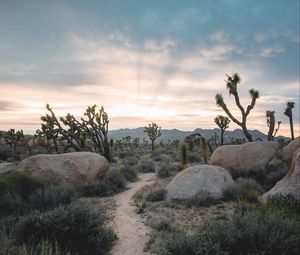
<box><xmin>165</xmin><ymin>164</ymin><xmax>234</xmax><ymax>202</ymax></box>
<box><xmin>210</xmin><ymin>141</ymin><xmax>279</xmax><ymax>176</ymax></box>
<box><xmin>282</xmin><ymin>137</ymin><xmax>300</xmax><ymax>165</ymax></box>
<box><xmin>260</xmin><ymin>148</ymin><xmax>300</xmax><ymax>203</ymax></box>
<box><xmin>17</xmin><ymin>152</ymin><xmax>109</xmax><ymax>185</ymax></box>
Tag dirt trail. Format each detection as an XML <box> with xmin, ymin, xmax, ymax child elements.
<box><xmin>110</xmin><ymin>173</ymin><xmax>156</xmax><ymax>255</ymax></box>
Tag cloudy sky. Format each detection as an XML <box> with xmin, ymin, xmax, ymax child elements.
<box><xmin>0</xmin><ymin>0</ymin><xmax>299</xmax><ymax>137</ymax></box>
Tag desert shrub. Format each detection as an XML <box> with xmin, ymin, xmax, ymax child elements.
<box><xmin>121</xmin><ymin>155</ymin><xmax>139</xmax><ymax>166</ymax></box>
<box><xmin>0</xmin><ymin>173</ymin><xmax>77</xmax><ymax>216</ymax></box>
<box><xmin>120</xmin><ymin>164</ymin><xmax>138</xmax><ymax>182</ymax></box>
<box><xmin>133</xmin><ymin>182</ymin><xmax>166</xmax><ymax>204</ymax></box>
<box><xmin>138</xmin><ymin>160</ymin><xmax>155</xmax><ymax>173</ymax></box>
<box><xmin>0</xmin><ymin>173</ymin><xmax>44</xmax><ymax>201</ymax></box>
<box><xmin>77</xmin><ymin>181</ymin><xmax>108</xmax><ymax>197</ymax></box>
<box><xmin>223</xmin><ymin>178</ymin><xmax>264</xmax><ymax>203</ymax></box>
<box><xmin>11</xmin><ymin>202</ymin><xmax>116</xmax><ymax>255</ymax></box>
<box><xmin>156</xmin><ymin>163</ymin><xmax>178</xmax><ymax>178</ymax></box>
<box><xmin>187</xmin><ymin>152</ymin><xmax>202</xmax><ymax>163</ymax></box>
<box><xmin>266</xmin><ymin>195</ymin><xmax>300</xmax><ymax>220</ymax></box>
<box><xmin>151</xmin><ymin>150</ymin><xmax>162</xmax><ymax>161</ymax></box>
<box><xmin>159</xmin><ymin>209</ymin><xmax>300</xmax><ymax>255</ymax></box>
<box><xmin>104</xmin><ymin>167</ymin><xmax>127</xmax><ymax>194</ymax></box>
<box><xmin>180</xmin><ymin>191</ymin><xmax>220</xmax><ymax>207</ymax></box>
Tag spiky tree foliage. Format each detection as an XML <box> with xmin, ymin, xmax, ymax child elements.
<box><xmin>144</xmin><ymin>123</ymin><xmax>161</xmax><ymax>151</ymax></box>
<box><xmin>284</xmin><ymin>102</ymin><xmax>295</xmax><ymax>140</ymax></box>
<box><xmin>215</xmin><ymin>73</ymin><xmax>259</xmax><ymax>142</ymax></box>
<box><xmin>266</xmin><ymin>111</ymin><xmax>281</xmax><ymax>141</ymax></box>
<box><xmin>214</xmin><ymin>115</ymin><xmax>230</xmax><ymax>145</ymax></box>
<box><xmin>41</xmin><ymin>104</ymin><xmax>111</xmax><ymax>161</ymax></box>
<box><xmin>3</xmin><ymin>129</ymin><xmax>31</xmax><ymax>155</ymax></box>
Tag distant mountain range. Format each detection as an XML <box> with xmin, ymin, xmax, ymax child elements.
<box><xmin>108</xmin><ymin>127</ymin><xmax>288</xmax><ymax>142</ymax></box>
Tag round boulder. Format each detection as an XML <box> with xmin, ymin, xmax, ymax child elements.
<box><xmin>281</xmin><ymin>137</ymin><xmax>300</xmax><ymax>165</ymax></box>
<box><xmin>17</xmin><ymin>152</ymin><xmax>109</xmax><ymax>185</ymax></box>
<box><xmin>165</xmin><ymin>164</ymin><xmax>234</xmax><ymax>202</ymax></box>
<box><xmin>260</xmin><ymin>147</ymin><xmax>300</xmax><ymax>203</ymax></box>
<box><xmin>210</xmin><ymin>141</ymin><xmax>279</xmax><ymax>176</ymax></box>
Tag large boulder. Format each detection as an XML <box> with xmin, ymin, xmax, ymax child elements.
<box><xmin>165</xmin><ymin>164</ymin><xmax>234</xmax><ymax>202</ymax></box>
<box><xmin>260</xmin><ymin>147</ymin><xmax>300</xmax><ymax>203</ymax></box>
<box><xmin>17</xmin><ymin>152</ymin><xmax>109</xmax><ymax>185</ymax></box>
<box><xmin>281</xmin><ymin>137</ymin><xmax>300</xmax><ymax>165</ymax></box>
<box><xmin>210</xmin><ymin>141</ymin><xmax>279</xmax><ymax>176</ymax></box>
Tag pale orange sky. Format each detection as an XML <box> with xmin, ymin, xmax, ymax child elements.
<box><xmin>0</xmin><ymin>1</ymin><xmax>299</xmax><ymax>138</ymax></box>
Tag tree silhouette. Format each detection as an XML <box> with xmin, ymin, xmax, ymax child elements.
<box><xmin>215</xmin><ymin>73</ymin><xmax>259</xmax><ymax>142</ymax></box>
<box><xmin>144</xmin><ymin>123</ymin><xmax>161</xmax><ymax>151</ymax></box>
<box><xmin>214</xmin><ymin>115</ymin><xmax>230</xmax><ymax>145</ymax></box>
<box><xmin>284</xmin><ymin>102</ymin><xmax>295</xmax><ymax>140</ymax></box>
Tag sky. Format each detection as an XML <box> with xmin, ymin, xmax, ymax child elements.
<box><xmin>0</xmin><ymin>0</ymin><xmax>299</xmax><ymax>137</ymax></box>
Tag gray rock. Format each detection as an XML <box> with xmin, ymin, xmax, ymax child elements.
<box><xmin>17</xmin><ymin>152</ymin><xmax>109</xmax><ymax>185</ymax></box>
<box><xmin>166</xmin><ymin>164</ymin><xmax>234</xmax><ymax>202</ymax></box>
<box><xmin>282</xmin><ymin>137</ymin><xmax>300</xmax><ymax>165</ymax></box>
<box><xmin>210</xmin><ymin>141</ymin><xmax>279</xmax><ymax>176</ymax></box>
<box><xmin>260</xmin><ymin>147</ymin><xmax>300</xmax><ymax>203</ymax></box>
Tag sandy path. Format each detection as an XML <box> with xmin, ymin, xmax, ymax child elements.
<box><xmin>110</xmin><ymin>173</ymin><xmax>156</xmax><ymax>255</ymax></box>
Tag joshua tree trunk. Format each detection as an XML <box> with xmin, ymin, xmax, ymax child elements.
<box><xmin>220</xmin><ymin>129</ymin><xmax>224</xmax><ymax>145</ymax></box>
<box><xmin>151</xmin><ymin>140</ymin><xmax>154</xmax><ymax>151</ymax></box>
<box><xmin>289</xmin><ymin>115</ymin><xmax>294</xmax><ymax>140</ymax></box>
<box><xmin>242</xmin><ymin>124</ymin><xmax>252</xmax><ymax>142</ymax></box>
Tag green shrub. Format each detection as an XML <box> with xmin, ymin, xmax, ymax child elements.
<box><xmin>138</xmin><ymin>160</ymin><xmax>155</xmax><ymax>173</ymax></box>
<box><xmin>187</xmin><ymin>152</ymin><xmax>202</xmax><ymax>163</ymax></box>
<box><xmin>0</xmin><ymin>174</ymin><xmax>77</xmax><ymax>216</ymax></box>
<box><xmin>175</xmin><ymin>191</ymin><xmax>220</xmax><ymax>208</ymax></box>
<box><xmin>12</xmin><ymin>202</ymin><xmax>116</xmax><ymax>255</ymax></box>
<box><xmin>159</xmin><ymin>209</ymin><xmax>300</xmax><ymax>255</ymax></box>
<box><xmin>133</xmin><ymin>182</ymin><xmax>166</xmax><ymax>204</ymax></box>
<box><xmin>104</xmin><ymin>167</ymin><xmax>127</xmax><ymax>194</ymax></box>
<box><xmin>266</xmin><ymin>195</ymin><xmax>300</xmax><ymax>220</ymax></box>
<box><xmin>120</xmin><ymin>164</ymin><xmax>138</xmax><ymax>182</ymax></box>
<box><xmin>78</xmin><ymin>181</ymin><xmax>108</xmax><ymax>197</ymax></box>
<box><xmin>223</xmin><ymin>178</ymin><xmax>264</xmax><ymax>203</ymax></box>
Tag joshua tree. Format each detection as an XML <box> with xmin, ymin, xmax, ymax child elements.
<box><xmin>200</xmin><ymin>137</ymin><xmax>209</xmax><ymax>164</ymax></box>
<box><xmin>266</xmin><ymin>111</ymin><xmax>281</xmax><ymax>141</ymax></box>
<box><xmin>184</xmin><ymin>133</ymin><xmax>201</xmax><ymax>151</ymax></box>
<box><xmin>4</xmin><ymin>129</ymin><xmax>31</xmax><ymax>155</ymax></box>
<box><xmin>214</xmin><ymin>115</ymin><xmax>230</xmax><ymax>145</ymax></box>
<box><xmin>180</xmin><ymin>142</ymin><xmax>188</xmax><ymax>169</ymax></box>
<box><xmin>144</xmin><ymin>123</ymin><xmax>161</xmax><ymax>151</ymax></box>
<box><xmin>41</xmin><ymin>104</ymin><xmax>111</xmax><ymax>161</ymax></box>
<box><xmin>284</xmin><ymin>102</ymin><xmax>295</xmax><ymax>140</ymax></box>
<box><xmin>215</xmin><ymin>73</ymin><xmax>259</xmax><ymax>142</ymax></box>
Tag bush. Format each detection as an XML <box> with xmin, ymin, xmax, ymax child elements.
<box><xmin>104</xmin><ymin>167</ymin><xmax>127</xmax><ymax>194</ymax></box>
<box><xmin>187</xmin><ymin>152</ymin><xmax>202</xmax><ymax>163</ymax></box>
<box><xmin>138</xmin><ymin>160</ymin><xmax>155</xmax><ymax>173</ymax></box>
<box><xmin>120</xmin><ymin>164</ymin><xmax>138</xmax><ymax>182</ymax></box>
<box><xmin>223</xmin><ymin>178</ymin><xmax>264</xmax><ymax>203</ymax></box>
<box><xmin>159</xmin><ymin>209</ymin><xmax>300</xmax><ymax>255</ymax></box>
<box><xmin>182</xmin><ymin>191</ymin><xmax>220</xmax><ymax>207</ymax></box>
<box><xmin>0</xmin><ymin>174</ymin><xmax>77</xmax><ymax>216</ymax></box>
<box><xmin>78</xmin><ymin>181</ymin><xmax>108</xmax><ymax>197</ymax></box>
<box><xmin>133</xmin><ymin>182</ymin><xmax>166</xmax><ymax>204</ymax></box>
<box><xmin>11</xmin><ymin>202</ymin><xmax>116</xmax><ymax>255</ymax></box>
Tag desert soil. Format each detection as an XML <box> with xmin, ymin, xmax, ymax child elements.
<box><xmin>110</xmin><ymin>173</ymin><xmax>156</xmax><ymax>255</ymax></box>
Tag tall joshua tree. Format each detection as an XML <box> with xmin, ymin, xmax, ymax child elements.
<box><xmin>266</xmin><ymin>111</ymin><xmax>281</xmax><ymax>141</ymax></box>
<box><xmin>284</xmin><ymin>102</ymin><xmax>295</xmax><ymax>140</ymax></box>
<box><xmin>144</xmin><ymin>123</ymin><xmax>161</xmax><ymax>151</ymax></box>
<box><xmin>215</xmin><ymin>73</ymin><xmax>259</xmax><ymax>142</ymax></box>
<box><xmin>214</xmin><ymin>115</ymin><xmax>230</xmax><ymax>145</ymax></box>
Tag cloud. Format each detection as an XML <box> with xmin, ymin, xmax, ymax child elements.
<box><xmin>0</xmin><ymin>100</ymin><xmax>21</xmax><ymax>111</ymax></box>
<box><xmin>259</xmin><ymin>46</ymin><xmax>285</xmax><ymax>58</ymax></box>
